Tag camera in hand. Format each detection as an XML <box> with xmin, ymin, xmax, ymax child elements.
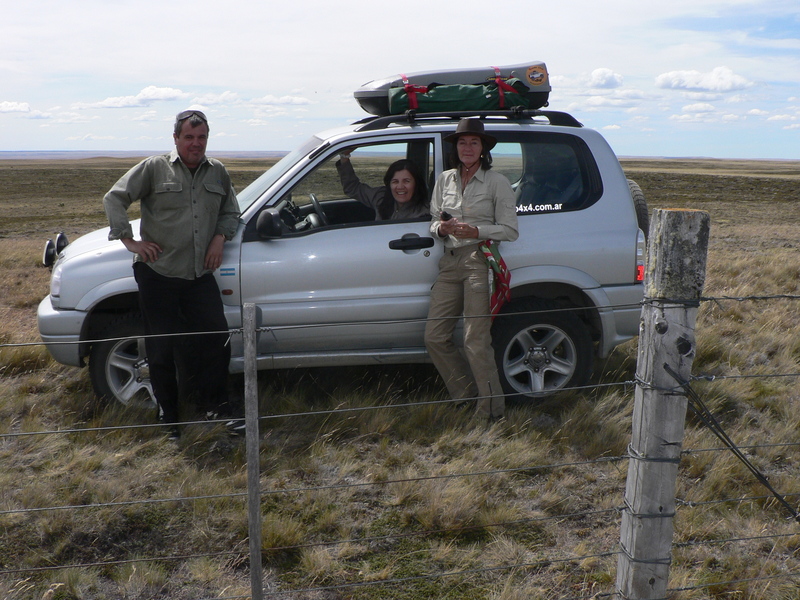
<box><xmin>441</xmin><ymin>211</ymin><xmax>452</xmax><ymax>221</ymax></box>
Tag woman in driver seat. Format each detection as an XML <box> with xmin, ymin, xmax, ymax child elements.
<box><xmin>336</xmin><ymin>151</ymin><xmax>429</xmax><ymax>220</ymax></box>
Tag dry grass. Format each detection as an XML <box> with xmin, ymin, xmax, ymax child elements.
<box><xmin>0</xmin><ymin>157</ymin><xmax>799</xmax><ymax>599</ymax></box>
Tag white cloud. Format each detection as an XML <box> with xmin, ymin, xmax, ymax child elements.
<box><xmin>74</xmin><ymin>86</ymin><xmax>189</xmax><ymax>109</ymax></box>
<box><xmin>682</xmin><ymin>103</ymin><xmax>716</xmax><ymax>113</ymax></box>
<box><xmin>655</xmin><ymin>67</ymin><xmax>752</xmax><ymax>93</ymax></box>
<box><xmin>2</xmin><ymin>0</ymin><xmax>799</xmax><ymax>158</ymax></box>
<box><xmin>617</xmin><ymin>89</ymin><xmax>648</xmax><ymax>101</ymax></box>
<box><xmin>669</xmin><ymin>114</ymin><xmax>698</xmax><ymax>122</ymax></box>
<box><xmin>250</xmin><ymin>94</ymin><xmax>312</xmax><ymax>106</ymax></box>
<box><xmin>193</xmin><ymin>91</ymin><xmax>240</xmax><ymax>105</ymax></box>
<box><xmin>724</xmin><ymin>94</ymin><xmax>749</xmax><ymax>104</ymax></box>
<box><xmin>683</xmin><ymin>92</ymin><xmax>721</xmax><ymax>102</ymax></box>
<box><xmin>583</xmin><ymin>96</ymin><xmax>622</xmax><ymax>109</ymax></box>
<box><xmin>584</xmin><ymin>68</ymin><xmax>624</xmax><ymax>89</ymax></box>
<box><xmin>0</xmin><ymin>101</ymin><xmax>30</xmax><ymax>113</ymax></box>
<box><xmin>26</xmin><ymin>110</ymin><xmax>52</xmax><ymax>120</ymax></box>
<box><xmin>132</xmin><ymin>110</ymin><xmax>159</xmax><ymax>122</ymax></box>
<box><xmin>66</xmin><ymin>134</ymin><xmax>121</xmax><ymax>142</ymax></box>
<box><xmin>548</xmin><ymin>75</ymin><xmax>571</xmax><ymax>89</ymax></box>
<box><xmin>44</xmin><ymin>112</ymin><xmax>96</xmax><ymax>124</ymax></box>
<box><xmin>668</xmin><ymin>111</ymin><xmax>723</xmax><ymax>123</ymax></box>
<box><xmin>576</xmin><ymin>89</ymin><xmax>647</xmax><ymax>111</ymax></box>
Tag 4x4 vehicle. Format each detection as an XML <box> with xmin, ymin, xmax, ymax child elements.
<box><xmin>38</xmin><ymin>108</ymin><xmax>647</xmax><ymax>410</ymax></box>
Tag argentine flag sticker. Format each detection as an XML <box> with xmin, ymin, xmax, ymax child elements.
<box><xmin>220</xmin><ymin>267</ymin><xmax>236</xmax><ymax>277</ymax></box>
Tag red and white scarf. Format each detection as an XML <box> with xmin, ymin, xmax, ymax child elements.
<box><xmin>479</xmin><ymin>240</ymin><xmax>510</xmax><ymax>319</ymax></box>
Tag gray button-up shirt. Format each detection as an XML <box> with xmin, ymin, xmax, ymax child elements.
<box><xmin>104</xmin><ymin>150</ymin><xmax>240</xmax><ymax>280</ymax></box>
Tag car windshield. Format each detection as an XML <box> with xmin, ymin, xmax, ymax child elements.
<box><xmin>236</xmin><ymin>136</ymin><xmax>323</xmax><ymax>212</ymax></box>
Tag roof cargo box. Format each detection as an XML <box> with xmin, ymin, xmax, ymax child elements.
<box><xmin>354</xmin><ymin>61</ymin><xmax>550</xmax><ymax>117</ymax></box>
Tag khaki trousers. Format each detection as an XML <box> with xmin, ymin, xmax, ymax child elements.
<box><xmin>424</xmin><ymin>245</ymin><xmax>504</xmax><ymax>418</ymax></box>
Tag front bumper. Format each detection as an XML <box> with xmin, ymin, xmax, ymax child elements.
<box><xmin>37</xmin><ymin>296</ymin><xmax>88</xmax><ymax>367</ymax></box>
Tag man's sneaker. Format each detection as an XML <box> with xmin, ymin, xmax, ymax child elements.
<box><xmin>167</xmin><ymin>425</ymin><xmax>181</xmax><ymax>441</ymax></box>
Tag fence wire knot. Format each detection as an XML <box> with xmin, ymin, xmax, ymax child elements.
<box><xmin>622</xmin><ymin>497</ymin><xmax>676</xmax><ymax>519</ymax></box>
<box><xmin>627</xmin><ymin>444</ymin><xmax>681</xmax><ymax>465</ymax></box>
<box><xmin>618</xmin><ymin>541</ymin><xmax>672</xmax><ymax>566</ymax></box>
<box><xmin>633</xmin><ymin>374</ymin><xmax>685</xmax><ymax>396</ymax></box>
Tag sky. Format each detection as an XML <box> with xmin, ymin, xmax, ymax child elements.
<box><xmin>1</xmin><ymin>0</ymin><xmax>799</xmax><ymax>159</ymax></box>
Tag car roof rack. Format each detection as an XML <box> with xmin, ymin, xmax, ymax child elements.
<box><xmin>353</xmin><ymin>108</ymin><xmax>583</xmax><ymax>132</ymax></box>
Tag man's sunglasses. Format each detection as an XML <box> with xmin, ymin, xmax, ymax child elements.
<box><xmin>176</xmin><ymin>109</ymin><xmax>208</xmax><ymax>122</ymax></box>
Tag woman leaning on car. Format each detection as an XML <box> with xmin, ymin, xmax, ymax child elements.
<box><xmin>425</xmin><ymin>118</ymin><xmax>519</xmax><ymax>420</ymax></box>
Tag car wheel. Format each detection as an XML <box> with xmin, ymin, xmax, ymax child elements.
<box><xmin>89</xmin><ymin>312</ymin><xmax>157</xmax><ymax>411</ymax></box>
<box><xmin>627</xmin><ymin>179</ymin><xmax>649</xmax><ymax>239</ymax></box>
<box><xmin>493</xmin><ymin>300</ymin><xmax>593</xmax><ymax>399</ymax></box>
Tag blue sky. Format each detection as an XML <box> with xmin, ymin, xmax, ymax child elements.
<box><xmin>1</xmin><ymin>0</ymin><xmax>798</xmax><ymax>159</ymax></box>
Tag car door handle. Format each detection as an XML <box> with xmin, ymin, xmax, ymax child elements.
<box><xmin>388</xmin><ymin>235</ymin><xmax>435</xmax><ymax>250</ymax></box>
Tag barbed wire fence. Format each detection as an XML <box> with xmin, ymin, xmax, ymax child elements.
<box><xmin>2</xmin><ymin>300</ymin><xmax>799</xmax><ymax>599</ymax></box>
<box><xmin>2</xmin><ymin>220</ymin><xmax>800</xmax><ymax>598</ymax></box>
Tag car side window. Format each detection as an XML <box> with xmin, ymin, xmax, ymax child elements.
<box><xmin>491</xmin><ymin>142</ymin><xmax>524</xmax><ymax>188</ymax></box>
<box><xmin>288</xmin><ymin>158</ymin><xmax>345</xmax><ymax>204</ymax></box>
<box><xmin>492</xmin><ymin>132</ymin><xmax>603</xmax><ymax>215</ymax></box>
<box><xmin>277</xmin><ymin>140</ymin><xmax>434</xmax><ymax>232</ymax></box>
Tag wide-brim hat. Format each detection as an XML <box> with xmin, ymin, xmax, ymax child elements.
<box><xmin>443</xmin><ymin>118</ymin><xmax>497</xmax><ymax>150</ymax></box>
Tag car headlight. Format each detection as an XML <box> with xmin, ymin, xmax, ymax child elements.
<box><xmin>50</xmin><ymin>263</ymin><xmax>63</xmax><ymax>299</ymax></box>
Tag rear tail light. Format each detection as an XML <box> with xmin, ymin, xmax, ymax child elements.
<box><xmin>635</xmin><ymin>230</ymin><xmax>646</xmax><ymax>283</ymax></box>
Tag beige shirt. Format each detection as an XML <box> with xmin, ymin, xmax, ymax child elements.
<box><xmin>429</xmin><ymin>167</ymin><xmax>519</xmax><ymax>248</ymax></box>
<box><xmin>104</xmin><ymin>150</ymin><xmax>240</xmax><ymax>280</ymax></box>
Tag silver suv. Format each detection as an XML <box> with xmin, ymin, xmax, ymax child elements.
<box><xmin>38</xmin><ymin>109</ymin><xmax>648</xmax><ymax>409</ymax></box>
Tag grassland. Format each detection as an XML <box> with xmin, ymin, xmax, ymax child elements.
<box><xmin>0</xmin><ymin>156</ymin><xmax>799</xmax><ymax>599</ymax></box>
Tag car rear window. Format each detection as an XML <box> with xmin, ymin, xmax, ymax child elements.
<box><xmin>490</xmin><ymin>132</ymin><xmax>603</xmax><ymax>215</ymax></box>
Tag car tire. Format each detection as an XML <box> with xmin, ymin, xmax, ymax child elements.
<box><xmin>492</xmin><ymin>299</ymin><xmax>594</xmax><ymax>399</ymax></box>
<box><xmin>627</xmin><ymin>179</ymin><xmax>649</xmax><ymax>239</ymax></box>
<box><xmin>89</xmin><ymin>312</ymin><xmax>157</xmax><ymax>411</ymax></box>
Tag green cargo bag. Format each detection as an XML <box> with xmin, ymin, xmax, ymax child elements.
<box><xmin>388</xmin><ymin>78</ymin><xmax>530</xmax><ymax>114</ymax></box>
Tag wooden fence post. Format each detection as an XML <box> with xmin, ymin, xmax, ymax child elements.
<box><xmin>616</xmin><ymin>209</ymin><xmax>710</xmax><ymax>599</ymax></box>
<box><xmin>243</xmin><ymin>303</ymin><xmax>264</xmax><ymax>600</ymax></box>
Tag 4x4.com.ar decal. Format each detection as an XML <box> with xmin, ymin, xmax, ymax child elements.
<box><xmin>517</xmin><ymin>202</ymin><xmax>564</xmax><ymax>214</ymax></box>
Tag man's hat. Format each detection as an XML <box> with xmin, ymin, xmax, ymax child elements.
<box><xmin>443</xmin><ymin>118</ymin><xmax>497</xmax><ymax>150</ymax></box>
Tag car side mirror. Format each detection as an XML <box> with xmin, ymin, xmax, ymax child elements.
<box><xmin>256</xmin><ymin>208</ymin><xmax>283</xmax><ymax>239</ymax></box>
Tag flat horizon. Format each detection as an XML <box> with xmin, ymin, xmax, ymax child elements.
<box><xmin>1</xmin><ymin>150</ymin><xmax>798</xmax><ymax>163</ymax></box>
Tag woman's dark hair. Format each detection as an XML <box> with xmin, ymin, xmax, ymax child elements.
<box><xmin>447</xmin><ymin>138</ymin><xmax>493</xmax><ymax>171</ymax></box>
<box><xmin>379</xmin><ymin>159</ymin><xmax>428</xmax><ymax>219</ymax></box>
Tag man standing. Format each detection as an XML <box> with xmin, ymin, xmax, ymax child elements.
<box><xmin>103</xmin><ymin>110</ymin><xmax>241</xmax><ymax>438</ymax></box>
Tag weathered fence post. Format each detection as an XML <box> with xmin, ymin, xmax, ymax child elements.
<box><xmin>243</xmin><ymin>303</ymin><xmax>263</xmax><ymax>600</ymax></box>
<box><xmin>616</xmin><ymin>209</ymin><xmax>710</xmax><ymax>599</ymax></box>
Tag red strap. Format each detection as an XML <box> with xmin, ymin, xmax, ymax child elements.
<box><xmin>480</xmin><ymin>240</ymin><xmax>511</xmax><ymax>319</ymax></box>
<box><xmin>401</xmin><ymin>74</ymin><xmax>428</xmax><ymax>110</ymax></box>
<box><xmin>493</xmin><ymin>66</ymin><xmax>518</xmax><ymax>109</ymax></box>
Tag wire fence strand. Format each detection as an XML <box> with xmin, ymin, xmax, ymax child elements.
<box><xmin>2</xmin><ymin>291</ymin><xmax>799</xmax><ymax>597</ymax></box>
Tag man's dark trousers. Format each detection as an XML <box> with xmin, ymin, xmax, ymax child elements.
<box><xmin>133</xmin><ymin>262</ymin><xmax>231</xmax><ymax>424</ymax></box>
